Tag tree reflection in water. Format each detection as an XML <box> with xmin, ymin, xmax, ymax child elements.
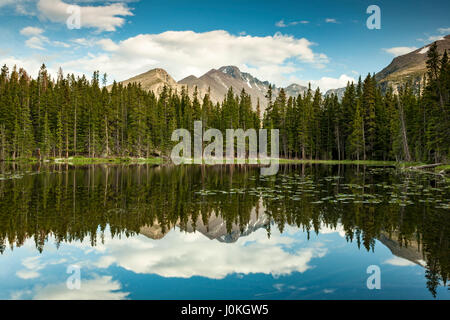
<box><xmin>0</xmin><ymin>163</ymin><xmax>448</xmax><ymax>296</ymax></box>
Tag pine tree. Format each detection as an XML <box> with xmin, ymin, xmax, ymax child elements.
<box><xmin>349</xmin><ymin>101</ymin><xmax>364</xmax><ymax>160</ymax></box>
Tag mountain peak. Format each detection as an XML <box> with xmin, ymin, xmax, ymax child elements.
<box><xmin>108</xmin><ymin>67</ymin><xmax>179</xmax><ymax>93</ymax></box>
<box><xmin>218</xmin><ymin>65</ymin><xmax>242</xmax><ymax>79</ymax></box>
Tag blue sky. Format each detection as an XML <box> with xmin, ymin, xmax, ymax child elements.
<box><xmin>0</xmin><ymin>0</ymin><xmax>449</xmax><ymax>91</ymax></box>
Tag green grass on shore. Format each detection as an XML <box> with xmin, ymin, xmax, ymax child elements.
<box><xmin>0</xmin><ymin>156</ymin><xmax>162</xmax><ymax>165</ymax></box>
<box><xmin>1</xmin><ymin>156</ymin><xmax>446</xmax><ymax>170</ymax></box>
<box><xmin>55</xmin><ymin>156</ymin><xmax>162</xmax><ymax>165</ymax></box>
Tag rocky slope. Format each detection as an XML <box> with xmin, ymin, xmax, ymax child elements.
<box><xmin>377</xmin><ymin>232</ymin><xmax>426</xmax><ymax>267</ymax></box>
<box><xmin>179</xmin><ymin>66</ymin><xmax>276</xmax><ymax>111</ymax></box>
<box><xmin>375</xmin><ymin>34</ymin><xmax>450</xmax><ymax>93</ymax></box>
<box><xmin>324</xmin><ymin>87</ymin><xmax>346</xmax><ymax>100</ymax></box>
<box><xmin>107</xmin><ymin>68</ymin><xmax>184</xmax><ymax>95</ymax></box>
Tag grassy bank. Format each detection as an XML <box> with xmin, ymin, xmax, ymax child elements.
<box><xmin>0</xmin><ymin>156</ymin><xmax>162</xmax><ymax>165</ymax></box>
<box><xmin>1</xmin><ymin>157</ymin><xmax>446</xmax><ymax>171</ymax></box>
<box><xmin>54</xmin><ymin>156</ymin><xmax>162</xmax><ymax>165</ymax></box>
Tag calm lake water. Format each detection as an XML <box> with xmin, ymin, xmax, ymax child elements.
<box><xmin>0</xmin><ymin>163</ymin><xmax>448</xmax><ymax>300</ymax></box>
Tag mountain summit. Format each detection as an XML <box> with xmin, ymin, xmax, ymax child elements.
<box><xmin>179</xmin><ymin>65</ymin><xmax>278</xmax><ymax>110</ymax></box>
<box><xmin>108</xmin><ymin>68</ymin><xmax>183</xmax><ymax>95</ymax></box>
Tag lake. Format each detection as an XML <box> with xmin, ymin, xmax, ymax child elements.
<box><xmin>0</xmin><ymin>163</ymin><xmax>448</xmax><ymax>299</ymax></box>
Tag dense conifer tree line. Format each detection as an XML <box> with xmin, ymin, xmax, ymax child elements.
<box><xmin>0</xmin><ymin>43</ymin><xmax>448</xmax><ymax>162</ymax></box>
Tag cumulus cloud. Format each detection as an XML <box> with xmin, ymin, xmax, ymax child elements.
<box><xmin>325</xmin><ymin>18</ymin><xmax>338</xmax><ymax>23</ymax></box>
<box><xmin>290</xmin><ymin>74</ymin><xmax>355</xmax><ymax>92</ymax></box>
<box><xmin>0</xmin><ymin>56</ymin><xmax>45</xmax><ymax>76</ymax></box>
<box><xmin>16</xmin><ymin>269</ymin><xmax>41</xmax><ymax>280</ymax></box>
<box><xmin>15</xmin><ymin>256</ymin><xmax>68</xmax><ymax>280</ymax></box>
<box><xmin>19</xmin><ymin>26</ymin><xmax>71</xmax><ymax>51</ymax></box>
<box><xmin>383</xmin><ymin>46</ymin><xmax>418</xmax><ymax>57</ymax></box>
<box><xmin>97</xmin><ymin>38</ymin><xmax>120</xmax><ymax>51</ymax></box>
<box><xmin>91</xmin><ymin>225</ymin><xmax>327</xmax><ymax>279</ymax></box>
<box><xmin>25</xmin><ymin>36</ymin><xmax>48</xmax><ymax>50</ymax></box>
<box><xmin>37</xmin><ymin>0</ymin><xmax>133</xmax><ymax>32</ymax></box>
<box><xmin>20</xmin><ymin>26</ymin><xmax>44</xmax><ymax>37</ymax></box>
<box><xmin>33</xmin><ymin>276</ymin><xmax>129</xmax><ymax>300</ymax></box>
<box><xmin>438</xmin><ymin>27</ymin><xmax>450</xmax><ymax>34</ymax></box>
<box><xmin>318</xmin><ymin>223</ymin><xmax>346</xmax><ymax>237</ymax></box>
<box><xmin>57</xmin><ymin>30</ymin><xmax>328</xmax><ymax>86</ymax></box>
<box><xmin>0</xmin><ymin>28</ymin><xmax>347</xmax><ymax>91</ymax></box>
<box><xmin>17</xmin><ymin>256</ymin><xmax>44</xmax><ymax>279</ymax></box>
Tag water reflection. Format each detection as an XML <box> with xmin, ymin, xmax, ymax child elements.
<box><xmin>0</xmin><ymin>163</ymin><xmax>448</xmax><ymax>298</ymax></box>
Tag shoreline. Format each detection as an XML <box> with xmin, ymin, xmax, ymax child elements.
<box><xmin>0</xmin><ymin>156</ymin><xmax>438</xmax><ymax>167</ymax></box>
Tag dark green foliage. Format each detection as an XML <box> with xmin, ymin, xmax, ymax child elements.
<box><xmin>0</xmin><ymin>56</ymin><xmax>448</xmax><ymax>162</ymax></box>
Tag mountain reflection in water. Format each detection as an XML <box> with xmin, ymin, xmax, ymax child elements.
<box><xmin>0</xmin><ymin>163</ymin><xmax>448</xmax><ymax>298</ymax></box>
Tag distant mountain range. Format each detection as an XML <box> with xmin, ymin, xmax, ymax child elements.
<box><xmin>139</xmin><ymin>211</ymin><xmax>427</xmax><ymax>268</ymax></box>
<box><xmin>110</xmin><ymin>35</ymin><xmax>450</xmax><ymax>109</ymax></box>
<box><xmin>139</xmin><ymin>203</ymin><xmax>268</xmax><ymax>243</ymax></box>
<box><xmin>324</xmin><ymin>87</ymin><xmax>347</xmax><ymax>100</ymax></box>
<box><xmin>111</xmin><ymin>65</ymin><xmax>308</xmax><ymax>111</ymax></box>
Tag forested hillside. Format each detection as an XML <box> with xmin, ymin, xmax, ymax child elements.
<box><xmin>0</xmin><ymin>43</ymin><xmax>448</xmax><ymax>162</ymax></box>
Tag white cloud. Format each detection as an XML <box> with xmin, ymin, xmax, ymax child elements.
<box><xmin>33</xmin><ymin>276</ymin><xmax>129</xmax><ymax>300</ymax></box>
<box><xmin>53</xmin><ymin>40</ymin><xmax>70</xmax><ymax>48</ymax></box>
<box><xmin>57</xmin><ymin>30</ymin><xmax>328</xmax><ymax>87</ymax></box>
<box><xmin>91</xmin><ymin>225</ymin><xmax>327</xmax><ymax>279</ymax></box>
<box><xmin>25</xmin><ymin>36</ymin><xmax>48</xmax><ymax>50</ymax></box>
<box><xmin>438</xmin><ymin>27</ymin><xmax>450</xmax><ymax>34</ymax></box>
<box><xmin>20</xmin><ymin>27</ymin><xmax>72</xmax><ymax>51</ymax></box>
<box><xmin>97</xmin><ymin>38</ymin><xmax>120</xmax><ymax>51</ymax></box>
<box><xmin>291</xmin><ymin>74</ymin><xmax>355</xmax><ymax>92</ymax></box>
<box><xmin>325</xmin><ymin>18</ymin><xmax>338</xmax><ymax>23</ymax></box>
<box><xmin>20</xmin><ymin>26</ymin><xmax>44</xmax><ymax>37</ymax></box>
<box><xmin>323</xmin><ymin>288</ymin><xmax>336</xmax><ymax>294</ymax></box>
<box><xmin>0</xmin><ymin>56</ymin><xmax>47</xmax><ymax>76</ymax></box>
<box><xmin>71</xmin><ymin>38</ymin><xmax>96</xmax><ymax>47</ymax></box>
<box><xmin>383</xmin><ymin>46</ymin><xmax>417</xmax><ymax>57</ymax></box>
<box><xmin>384</xmin><ymin>256</ymin><xmax>416</xmax><ymax>267</ymax></box>
<box><xmin>14</xmin><ymin>255</ymin><xmax>68</xmax><ymax>280</ymax></box>
<box><xmin>21</xmin><ymin>256</ymin><xmax>43</xmax><ymax>270</ymax></box>
<box><xmin>275</xmin><ymin>20</ymin><xmax>287</xmax><ymax>27</ymax></box>
<box><xmin>275</xmin><ymin>19</ymin><xmax>309</xmax><ymax>27</ymax></box>
<box><xmin>427</xmin><ymin>35</ymin><xmax>444</xmax><ymax>42</ymax></box>
<box><xmin>37</xmin><ymin>0</ymin><xmax>133</xmax><ymax>32</ymax></box>
<box><xmin>293</xmin><ymin>20</ymin><xmax>309</xmax><ymax>25</ymax></box>
<box><xmin>318</xmin><ymin>223</ymin><xmax>346</xmax><ymax>237</ymax></box>
<box><xmin>16</xmin><ymin>269</ymin><xmax>41</xmax><ymax>279</ymax></box>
